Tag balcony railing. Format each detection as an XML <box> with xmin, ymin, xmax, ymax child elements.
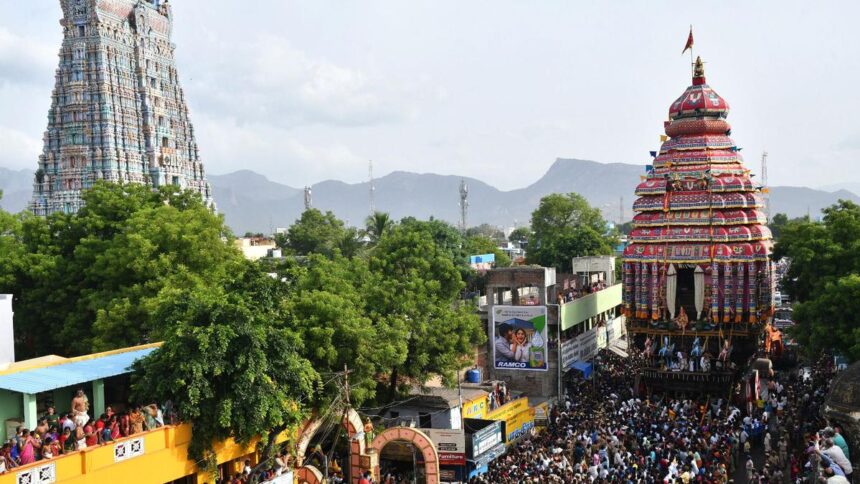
<box><xmin>559</xmin><ymin>284</ymin><xmax>622</xmax><ymax>331</ymax></box>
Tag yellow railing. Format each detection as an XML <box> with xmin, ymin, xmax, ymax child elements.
<box><xmin>0</xmin><ymin>423</ymin><xmax>271</xmax><ymax>484</ymax></box>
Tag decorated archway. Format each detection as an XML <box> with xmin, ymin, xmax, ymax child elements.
<box><xmin>295</xmin><ymin>408</ymin><xmax>367</xmax><ymax>483</ymax></box>
<box><xmin>296</xmin><ymin>465</ymin><xmax>324</xmax><ymax>484</ymax></box>
<box><xmin>370</xmin><ymin>427</ymin><xmax>440</xmax><ymax>484</ymax></box>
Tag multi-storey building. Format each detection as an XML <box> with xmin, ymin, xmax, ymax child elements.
<box><xmin>31</xmin><ymin>0</ymin><xmax>213</xmax><ymax>216</ymax></box>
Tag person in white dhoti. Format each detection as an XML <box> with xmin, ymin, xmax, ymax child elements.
<box><xmin>71</xmin><ymin>389</ymin><xmax>90</xmax><ymax>426</ymax></box>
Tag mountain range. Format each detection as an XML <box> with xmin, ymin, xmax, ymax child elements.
<box><xmin>2</xmin><ymin>159</ymin><xmax>858</xmax><ymax>234</ymax></box>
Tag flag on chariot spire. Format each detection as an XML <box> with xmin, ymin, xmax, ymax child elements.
<box><xmin>682</xmin><ymin>27</ymin><xmax>694</xmax><ymax>54</ymax></box>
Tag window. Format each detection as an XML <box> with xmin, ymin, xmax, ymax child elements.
<box><xmin>78</xmin><ymin>25</ymin><xmax>85</xmax><ymax>37</ymax></box>
<box><xmin>419</xmin><ymin>412</ymin><xmax>432</xmax><ymax>429</ymax></box>
<box><xmin>158</xmin><ymin>116</ymin><xmax>165</xmax><ymax>127</ymax></box>
<box><xmin>161</xmin><ymin>136</ymin><xmax>169</xmax><ymax>147</ymax></box>
<box><xmin>172</xmin><ymin>176</ymin><xmax>179</xmax><ymax>186</ymax></box>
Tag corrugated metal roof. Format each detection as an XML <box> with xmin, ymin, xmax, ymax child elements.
<box><xmin>0</xmin><ymin>347</ymin><xmax>157</xmax><ymax>395</ymax></box>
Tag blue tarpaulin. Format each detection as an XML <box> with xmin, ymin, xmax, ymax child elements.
<box><xmin>0</xmin><ymin>347</ymin><xmax>157</xmax><ymax>395</ymax></box>
<box><xmin>568</xmin><ymin>361</ymin><xmax>593</xmax><ymax>379</ymax></box>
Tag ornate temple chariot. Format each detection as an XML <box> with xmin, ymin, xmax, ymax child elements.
<box><xmin>623</xmin><ymin>57</ymin><xmax>775</xmax><ymax>393</ymax></box>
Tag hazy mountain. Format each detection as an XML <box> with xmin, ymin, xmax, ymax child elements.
<box><xmin>818</xmin><ymin>182</ymin><xmax>860</xmax><ymax>198</ymax></box>
<box><xmin>3</xmin><ymin>160</ymin><xmax>860</xmax><ymax>233</ymax></box>
<box><xmin>0</xmin><ymin>168</ymin><xmax>32</xmax><ymax>213</ymax></box>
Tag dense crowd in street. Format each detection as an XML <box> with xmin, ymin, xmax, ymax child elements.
<box><xmin>470</xmin><ymin>349</ymin><xmax>844</xmax><ymax>483</ymax></box>
<box><xmin>0</xmin><ymin>389</ymin><xmax>175</xmax><ymax>473</ymax></box>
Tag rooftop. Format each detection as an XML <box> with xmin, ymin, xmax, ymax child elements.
<box><xmin>0</xmin><ymin>343</ymin><xmax>160</xmax><ymax>395</ymax></box>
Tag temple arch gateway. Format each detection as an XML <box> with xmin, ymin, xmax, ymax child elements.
<box><xmin>370</xmin><ymin>427</ymin><xmax>440</xmax><ymax>484</ymax></box>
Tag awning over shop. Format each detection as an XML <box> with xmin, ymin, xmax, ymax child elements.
<box><xmin>567</xmin><ymin>361</ymin><xmax>593</xmax><ymax>379</ymax></box>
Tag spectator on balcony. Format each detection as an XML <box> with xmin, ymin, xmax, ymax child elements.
<box><xmin>71</xmin><ymin>389</ymin><xmax>90</xmax><ymax>427</ymax></box>
<box><xmin>18</xmin><ymin>431</ymin><xmax>37</xmax><ymax>465</ymax></box>
<box><xmin>60</xmin><ymin>428</ymin><xmax>74</xmax><ymax>454</ymax></box>
<box><xmin>43</xmin><ymin>406</ymin><xmax>59</xmax><ymax>429</ymax></box>
<box><xmin>109</xmin><ymin>414</ymin><xmax>120</xmax><ymax>440</ymax></box>
<box><xmin>119</xmin><ymin>410</ymin><xmax>130</xmax><ymax>437</ymax></box>
<box><xmin>83</xmin><ymin>421</ymin><xmax>97</xmax><ymax>448</ymax></box>
<box><xmin>42</xmin><ymin>437</ymin><xmax>59</xmax><ymax>460</ymax></box>
<box><xmin>130</xmin><ymin>405</ymin><xmax>145</xmax><ymax>434</ymax></box>
<box><xmin>61</xmin><ymin>413</ymin><xmax>76</xmax><ymax>434</ymax></box>
<box><xmin>95</xmin><ymin>414</ymin><xmax>107</xmax><ymax>444</ymax></box>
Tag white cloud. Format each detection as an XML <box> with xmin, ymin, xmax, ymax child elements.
<box><xmin>0</xmin><ymin>126</ymin><xmax>41</xmax><ymax>169</ymax></box>
<box><xmin>186</xmin><ymin>35</ymin><xmax>412</xmax><ymax>129</ymax></box>
<box><xmin>0</xmin><ymin>27</ymin><xmax>56</xmax><ymax>86</ymax></box>
<box><xmin>193</xmin><ymin>115</ymin><xmax>366</xmax><ymax>186</ymax></box>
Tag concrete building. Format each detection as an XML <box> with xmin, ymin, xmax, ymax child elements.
<box><xmin>483</xmin><ymin>266</ymin><xmax>560</xmax><ymax>398</ymax></box>
<box><xmin>31</xmin><ymin>0</ymin><xmax>213</xmax><ymax>216</ymax></box>
<box><xmin>234</xmin><ymin>237</ymin><xmax>279</xmax><ymax>261</ymax></box>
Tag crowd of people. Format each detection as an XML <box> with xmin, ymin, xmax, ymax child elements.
<box><xmin>0</xmin><ymin>389</ymin><xmax>175</xmax><ymax>472</ymax></box>
<box><xmin>470</xmin><ymin>349</ymin><xmax>842</xmax><ymax>483</ymax></box>
<box><xmin>558</xmin><ymin>281</ymin><xmax>610</xmax><ymax>304</ymax></box>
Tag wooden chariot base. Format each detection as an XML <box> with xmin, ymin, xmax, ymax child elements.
<box><xmin>627</xmin><ymin>318</ymin><xmax>763</xmax><ymax>338</ymax></box>
<box><xmin>639</xmin><ymin>368</ymin><xmax>737</xmax><ymax>396</ymax></box>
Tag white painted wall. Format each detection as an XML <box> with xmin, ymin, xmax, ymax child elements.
<box><xmin>0</xmin><ymin>295</ymin><xmax>14</xmax><ymax>364</ymax></box>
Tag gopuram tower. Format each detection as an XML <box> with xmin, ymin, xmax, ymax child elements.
<box><xmin>30</xmin><ymin>0</ymin><xmax>213</xmax><ymax>216</ymax></box>
<box><xmin>623</xmin><ymin>57</ymin><xmax>774</xmax><ymax>393</ymax></box>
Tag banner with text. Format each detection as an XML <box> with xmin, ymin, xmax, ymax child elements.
<box><xmin>424</xmin><ymin>428</ymin><xmax>466</xmax><ymax>466</ymax></box>
<box><xmin>492</xmin><ymin>305</ymin><xmax>548</xmax><ymax>371</ymax></box>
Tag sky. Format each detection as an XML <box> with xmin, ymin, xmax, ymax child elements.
<box><xmin>1</xmin><ymin>1</ymin><xmax>859</xmax><ymax>190</ymax></box>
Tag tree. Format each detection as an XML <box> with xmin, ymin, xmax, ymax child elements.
<box><xmin>367</xmin><ymin>224</ymin><xmax>485</xmax><ymax>399</ymax></box>
<box><xmin>284</xmin><ymin>254</ymin><xmax>405</xmax><ymax>405</ymax></box>
<box><xmin>0</xmin><ymin>191</ymin><xmax>23</xmax><ymax>289</ymax></box>
<box><xmin>131</xmin><ymin>265</ymin><xmax>320</xmax><ymax>474</ymax></box>
<box><xmin>466</xmin><ymin>224</ymin><xmax>506</xmax><ymax>245</ymax></box>
<box><xmin>464</xmin><ymin>235</ymin><xmax>511</xmax><ymax>268</ymax></box>
<box><xmin>774</xmin><ymin>200</ymin><xmax>860</xmax><ymax>359</ymax></box>
<box><xmin>527</xmin><ymin>193</ymin><xmax>614</xmax><ymax>271</ymax></box>
<box><xmin>0</xmin><ymin>182</ymin><xmax>243</xmax><ymax>357</ymax></box>
<box><xmin>769</xmin><ymin>212</ymin><xmax>808</xmax><ymax>240</ymax></box>
<box><xmin>508</xmin><ymin>226</ymin><xmax>531</xmax><ymax>248</ymax></box>
<box><xmin>365</xmin><ymin>211</ymin><xmax>394</xmax><ymax>245</ymax></box>
<box><xmin>282</xmin><ymin>209</ymin><xmax>349</xmax><ymax>258</ymax></box>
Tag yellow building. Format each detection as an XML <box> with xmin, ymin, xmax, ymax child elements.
<box><xmin>461</xmin><ymin>394</ymin><xmax>535</xmax><ymax>443</ymax></box>
<box><xmin>0</xmin><ymin>344</ymin><xmax>293</xmax><ymax>484</ymax></box>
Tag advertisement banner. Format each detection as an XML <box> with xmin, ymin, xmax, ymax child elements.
<box><xmin>424</xmin><ymin>429</ymin><xmax>466</xmax><ymax>466</ymax></box>
<box><xmin>561</xmin><ymin>337</ymin><xmax>580</xmax><ymax>368</ymax></box>
<box><xmin>578</xmin><ymin>327</ymin><xmax>599</xmax><ymax>361</ymax></box>
<box><xmin>504</xmin><ymin>407</ymin><xmax>536</xmax><ymax>442</ymax></box>
<box><xmin>462</xmin><ymin>395</ymin><xmax>488</xmax><ymax>419</ymax></box>
<box><xmin>472</xmin><ymin>422</ymin><xmax>503</xmax><ymax>457</ymax></box>
<box><xmin>492</xmin><ymin>305</ymin><xmax>548</xmax><ymax>371</ymax></box>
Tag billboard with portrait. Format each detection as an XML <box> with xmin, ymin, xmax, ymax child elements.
<box><xmin>492</xmin><ymin>305</ymin><xmax>548</xmax><ymax>371</ymax></box>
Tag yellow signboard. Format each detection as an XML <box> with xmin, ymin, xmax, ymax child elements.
<box><xmin>486</xmin><ymin>397</ymin><xmax>528</xmax><ymax>421</ymax></box>
<box><xmin>462</xmin><ymin>395</ymin><xmax>488</xmax><ymax>419</ymax></box>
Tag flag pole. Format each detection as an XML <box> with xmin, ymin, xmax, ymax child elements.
<box><xmin>689</xmin><ymin>25</ymin><xmax>694</xmax><ymax>77</ymax></box>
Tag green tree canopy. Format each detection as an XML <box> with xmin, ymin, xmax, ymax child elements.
<box><xmin>131</xmin><ymin>264</ymin><xmax>319</xmax><ymax>472</ymax></box>
<box><xmin>774</xmin><ymin>200</ymin><xmax>860</xmax><ymax>359</ymax></box>
<box><xmin>508</xmin><ymin>226</ymin><xmax>531</xmax><ymax>248</ymax></box>
<box><xmin>527</xmin><ymin>193</ymin><xmax>614</xmax><ymax>271</ymax></box>
<box><xmin>283</xmin><ymin>254</ymin><xmax>405</xmax><ymax>405</ymax></box>
<box><xmin>0</xmin><ymin>182</ymin><xmax>243</xmax><ymax>357</ymax></box>
<box><xmin>367</xmin><ymin>224</ymin><xmax>485</xmax><ymax>399</ymax></box>
<box><xmin>281</xmin><ymin>209</ymin><xmax>352</xmax><ymax>258</ymax></box>
<box><xmin>365</xmin><ymin>211</ymin><xmax>394</xmax><ymax>245</ymax></box>
<box><xmin>464</xmin><ymin>235</ymin><xmax>511</xmax><ymax>268</ymax></box>
<box><xmin>465</xmin><ymin>224</ymin><xmax>506</xmax><ymax>245</ymax></box>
